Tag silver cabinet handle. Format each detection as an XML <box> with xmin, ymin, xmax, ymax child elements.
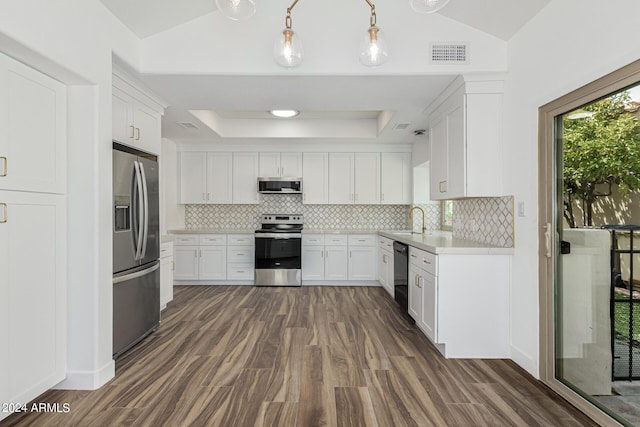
<box><xmin>199</xmin><ymin>249</ymin><xmax>202</xmax><ymax>257</ymax></box>
<box><xmin>0</xmin><ymin>156</ymin><xmax>6</xmax><ymax>177</ymax></box>
<box><xmin>130</xmin><ymin>125</ymin><xmax>135</xmax><ymax>138</ymax></box>
<box><xmin>418</xmin><ymin>275</ymin><xmax>423</xmax><ymax>289</ymax></box>
<box><xmin>136</xmin><ymin>127</ymin><xmax>141</xmax><ymax>141</ymax></box>
<box><xmin>415</xmin><ymin>274</ymin><xmax>419</xmax><ymax>287</ymax></box>
<box><xmin>410</xmin><ymin>254</ymin><xmax>417</xmax><ymax>258</ymax></box>
<box><xmin>423</xmin><ymin>259</ymin><xmax>431</xmax><ymax>265</ymax></box>
<box><xmin>0</xmin><ymin>203</ymin><xmax>6</xmax><ymax>223</ymax></box>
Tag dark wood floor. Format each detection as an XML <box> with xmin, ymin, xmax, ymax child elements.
<box><xmin>2</xmin><ymin>285</ymin><xmax>597</xmax><ymax>427</ymax></box>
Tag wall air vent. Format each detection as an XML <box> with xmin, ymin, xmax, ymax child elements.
<box><xmin>393</xmin><ymin>123</ymin><xmax>411</xmax><ymax>130</ymax></box>
<box><xmin>430</xmin><ymin>43</ymin><xmax>468</xmax><ymax>64</ymax></box>
<box><xmin>178</xmin><ymin>122</ymin><xmax>199</xmax><ymax>129</ymax></box>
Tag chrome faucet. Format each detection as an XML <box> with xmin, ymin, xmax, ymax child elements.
<box><xmin>409</xmin><ymin>206</ymin><xmax>426</xmax><ymax>234</ymax></box>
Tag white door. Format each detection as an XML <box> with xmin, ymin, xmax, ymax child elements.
<box><xmin>199</xmin><ymin>246</ymin><xmax>227</xmax><ymax>280</ymax></box>
<box><xmin>302</xmin><ymin>245</ymin><xmax>325</xmax><ymax>280</ymax></box>
<box><xmin>328</xmin><ymin>153</ymin><xmax>354</xmax><ymax>204</ymax></box>
<box><xmin>258</xmin><ymin>152</ymin><xmax>280</xmax><ymax>177</ymax></box>
<box><xmin>420</xmin><ymin>272</ymin><xmax>437</xmax><ymax>342</ymax></box>
<box><xmin>179</xmin><ymin>152</ymin><xmax>207</xmax><ymax>204</ymax></box>
<box><xmin>408</xmin><ymin>264</ymin><xmax>422</xmax><ymax>321</ymax></box>
<box><xmin>381</xmin><ymin>152</ymin><xmax>411</xmax><ymax>205</ymax></box>
<box><xmin>0</xmin><ymin>191</ymin><xmax>66</xmax><ymax>408</ymax></box>
<box><xmin>325</xmin><ymin>246</ymin><xmax>348</xmax><ymax>281</ymax></box>
<box><xmin>207</xmin><ymin>152</ymin><xmax>233</xmax><ymax>204</ymax></box>
<box><xmin>233</xmin><ymin>152</ymin><xmax>259</xmax><ymax>204</ymax></box>
<box><xmin>280</xmin><ymin>152</ymin><xmax>303</xmax><ymax>177</ymax></box>
<box><xmin>0</xmin><ymin>53</ymin><xmax>66</xmax><ymax>194</ymax></box>
<box><xmin>302</xmin><ymin>153</ymin><xmax>328</xmax><ymax>204</ymax></box>
<box><xmin>354</xmin><ymin>153</ymin><xmax>380</xmax><ymax>204</ymax></box>
<box><xmin>173</xmin><ymin>246</ymin><xmax>200</xmax><ymax>280</ymax></box>
<box><xmin>348</xmin><ymin>246</ymin><xmax>377</xmax><ymax>280</ymax></box>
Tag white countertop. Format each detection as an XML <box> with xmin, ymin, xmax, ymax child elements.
<box><xmin>168</xmin><ymin>228</ymin><xmax>255</xmax><ymax>234</ymax></box>
<box><xmin>378</xmin><ymin>230</ymin><xmax>514</xmax><ymax>255</ymax></box>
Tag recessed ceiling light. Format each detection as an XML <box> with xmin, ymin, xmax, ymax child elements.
<box><xmin>270</xmin><ymin>109</ymin><xmax>299</xmax><ymax>118</ymax></box>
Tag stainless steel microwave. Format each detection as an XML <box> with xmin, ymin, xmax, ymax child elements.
<box><xmin>257</xmin><ymin>177</ymin><xmax>302</xmax><ymax>194</ymax></box>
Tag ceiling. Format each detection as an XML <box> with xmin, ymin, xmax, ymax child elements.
<box><xmin>102</xmin><ymin>0</ymin><xmax>551</xmax><ymax>145</ymax></box>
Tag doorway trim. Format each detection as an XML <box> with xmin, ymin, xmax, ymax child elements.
<box><xmin>539</xmin><ymin>58</ymin><xmax>640</xmax><ymax>426</ymax></box>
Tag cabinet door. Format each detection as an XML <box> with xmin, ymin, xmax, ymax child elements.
<box><xmin>208</xmin><ymin>152</ymin><xmax>232</xmax><ymax>204</ymax></box>
<box><xmin>179</xmin><ymin>152</ymin><xmax>207</xmax><ymax>204</ymax></box>
<box><xmin>445</xmin><ymin>102</ymin><xmax>465</xmax><ymax>198</ymax></box>
<box><xmin>408</xmin><ymin>264</ymin><xmax>422</xmax><ymax>321</ymax></box>
<box><xmin>420</xmin><ymin>272</ymin><xmax>437</xmax><ymax>342</ymax></box>
<box><xmin>160</xmin><ymin>256</ymin><xmax>173</xmax><ymax>309</ymax></box>
<box><xmin>173</xmin><ymin>246</ymin><xmax>199</xmax><ymax>280</ymax></box>
<box><xmin>325</xmin><ymin>246</ymin><xmax>348</xmax><ymax>281</ymax></box>
<box><xmin>348</xmin><ymin>246</ymin><xmax>377</xmax><ymax>281</ymax></box>
<box><xmin>378</xmin><ymin>249</ymin><xmax>388</xmax><ymax>288</ymax></box>
<box><xmin>328</xmin><ymin>153</ymin><xmax>354</xmax><ymax>204</ymax></box>
<box><xmin>381</xmin><ymin>152</ymin><xmax>411</xmax><ymax>205</ymax></box>
<box><xmin>354</xmin><ymin>153</ymin><xmax>380</xmax><ymax>204</ymax></box>
<box><xmin>0</xmin><ymin>191</ymin><xmax>66</xmax><ymax>407</ymax></box>
<box><xmin>112</xmin><ymin>86</ymin><xmax>134</xmax><ymax>145</ymax></box>
<box><xmin>429</xmin><ymin>114</ymin><xmax>447</xmax><ymax>200</ymax></box>
<box><xmin>302</xmin><ymin>153</ymin><xmax>328</xmax><ymax>205</ymax></box>
<box><xmin>258</xmin><ymin>152</ymin><xmax>280</xmax><ymax>177</ymax></box>
<box><xmin>302</xmin><ymin>246</ymin><xmax>325</xmax><ymax>280</ymax></box>
<box><xmin>233</xmin><ymin>152</ymin><xmax>259</xmax><ymax>204</ymax></box>
<box><xmin>199</xmin><ymin>246</ymin><xmax>227</xmax><ymax>280</ymax></box>
<box><xmin>0</xmin><ymin>53</ymin><xmax>66</xmax><ymax>194</ymax></box>
<box><xmin>280</xmin><ymin>152</ymin><xmax>303</xmax><ymax>177</ymax></box>
<box><xmin>132</xmin><ymin>100</ymin><xmax>162</xmax><ymax>155</ymax></box>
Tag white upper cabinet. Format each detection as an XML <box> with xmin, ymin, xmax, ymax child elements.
<box><xmin>233</xmin><ymin>152</ymin><xmax>259</xmax><ymax>204</ymax></box>
<box><xmin>112</xmin><ymin>72</ymin><xmax>163</xmax><ymax>156</ymax></box>
<box><xmin>302</xmin><ymin>152</ymin><xmax>328</xmax><ymax>205</ymax></box>
<box><xmin>329</xmin><ymin>153</ymin><xmax>380</xmax><ymax>205</ymax></box>
<box><xmin>179</xmin><ymin>152</ymin><xmax>233</xmax><ymax>204</ymax></box>
<box><xmin>381</xmin><ymin>152</ymin><xmax>412</xmax><ymax>205</ymax></box>
<box><xmin>428</xmin><ymin>77</ymin><xmax>504</xmax><ymax>200</ymax></box>
<box><xmin>0</xmin><ymin>52</ymin><xmax>66</xmax><ymax>194</ymax></box>
<box><xmin>259</xmin><ymin>152</ymin><xmax>302</xmax><ymax>177</ymax></box>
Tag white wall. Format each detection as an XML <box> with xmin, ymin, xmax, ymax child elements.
<box><xmin>0</xmin><ymin>0</ymin><xmax>140</xmax><ymax>389</ymax></box>
<box><xmin>504</xmin><ymin>0</ymin><xmax>640</xmax><ymax>376</ymax></box>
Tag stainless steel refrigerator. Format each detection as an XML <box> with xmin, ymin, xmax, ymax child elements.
<box><xmin>112</xmin><ymin>143</ymin><xmax>160</xmax><ymax>358</ymax></box>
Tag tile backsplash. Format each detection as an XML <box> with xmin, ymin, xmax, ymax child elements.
<box><xmin>184</xmin><ymin>194</ymin><xmax>515</xmax><ymax>248</ymax></box>
<box><xmin>185</xmin><ymin>195</ymin><xmax>411</xmax><ymax>230</ymax></box>
<box><xmin>452</xmin><ymin>196</ymin><xmax>514</xmax><ymax>247</ymax></box>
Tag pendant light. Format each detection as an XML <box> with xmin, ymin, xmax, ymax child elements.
<box><xmin>409</xmin><ymin>0</ymin><xmax>450</xmax><ymax>14</ymax></box>
<box><xmin>215</xmin><ymin>0</ymin><xmax>256</xmax><ymax>21</ymax></box>
<box><xmin>274</xmin><ymin>0</ymin><xmax>303</xmax><ymax>68</ymax></box>
<box><xmin>359</xmin><ymin>0</ymin><xmax>389</xmax><ymax>67</ymax></box>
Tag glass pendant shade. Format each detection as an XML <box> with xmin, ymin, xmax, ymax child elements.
<box><xmin>409</xmin><ymin>0</ymin><xmax>450</xmax><ymax>14</ymax></box>
<box><xmin>359</xmin><ymin>26</ymin><xmax>388</xmax><ymax>67</ymax></box>
<box><xmin>215</xmin><ymin>0</ymin><xmax>256</xmax><ymax>20</ymax></box>
<box><xmin>274</xmin><ymin>29</ymin><xmax>303</xmax><ymax>68</ymax></box>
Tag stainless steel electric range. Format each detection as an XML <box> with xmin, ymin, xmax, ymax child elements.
<box><xmin>254</xmin><ymin>214</ymin><xmax>303</xmax><ymax>286</ymax></box>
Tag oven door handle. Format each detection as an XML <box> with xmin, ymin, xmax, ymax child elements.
<box><xmin>254</xmin><ymin>233</ymin><xmax>302</xmax><ymax>239</ymax></box>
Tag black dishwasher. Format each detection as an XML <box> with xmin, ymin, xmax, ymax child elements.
<box><xmin>393</xmin><ymin>241</ymin><xmax>409</xmax><ymax>312</ymax></box>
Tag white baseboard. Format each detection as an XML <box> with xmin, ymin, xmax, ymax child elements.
<box><xmin>511</xmin><ymin>344</ymin><xmax>538</xmax><ymax>378</ymax></box>
<box><xmin>53</xmin><ymin>360</ymin><xmax>115</xmax><ymax>390</ymax></box>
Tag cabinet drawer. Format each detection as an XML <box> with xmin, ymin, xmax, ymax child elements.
<box><xmin>227</xmin><ymin>234</ymin><xmax>254</xmax><ymax>246</ymax></box>
<box><xmin>174</xmin><ymin>235</ymin><xmax>199</xmax><ymax>246</ymax></box>
<box><xmin>160</xmin><ymin>242</ymin><xmax>173</xmax><ymax>259</ymax></box>
<box><xmin>324</xmin><ymin>235</ymin><xmax>348</xmax><ymax>246</ymax></box>
<box><xmin>378</xmin><ymin>236</ymin><xmax>393</xmax><ymax>251</ymax></box>
<box><xmin>348</xmin><ymin>234</ymin><xmax>377</xmax><ymax>247</ymax></box>
<box><xmin>302</xmin><ymin>235</ymin><xmax>325</xmax><ymax>246</ymax></box>
<box><xmin>199</xmin><ymin>234</ymin><xmax>227</xmax><ymax>245</ymax></box>
<box><xmin>227</xmin><ymin>263</ymin><xmax>254</xmax><ymax>280</ymax></box>
<box><xmin>228</xmin><ymin>247</ymin><xmax>254</xmax><ymax>262</ymax></box>
<box><xmin>409</xmin><ymin>247</ymin><xmax>436</xmax><ymax>275</ymax></box>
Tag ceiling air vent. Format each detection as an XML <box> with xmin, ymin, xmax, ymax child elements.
<box><xmin>430</xmin><ymin>43</ymin><xmax>468</xmax><ymax>64</ymax></box>
<box><xmin>393</xmin><ymin>123</ymin><xmax>411</xmax><ymax>130</ymax></box>
<box><xmin>178</xmin><ymin>122</ymin><xmax>199</xmax><ymax>129</ymax></box>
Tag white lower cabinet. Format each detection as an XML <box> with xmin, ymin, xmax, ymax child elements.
<box><xmin>302</xmin><ymin>234</ymin><xmax>376</xmax><ymax>283</ymax></box>
<box><xmin>378</xmin><ymin>236</ymin><xmax>394</xmax><ymax>297</ymax></box>
<box><xmin>0</xmin><ymin>191</ymin><xmax>66</xmax><ymax>416</ymax></box>
<box><xmin>407</xmin><ymin>245</ymin><xmax>510</xmax><ymax>358</ymax></box>
<box><xmin>160</xmin><ymin>241</ymin><xmax>174</xmax><ymax>310</ymax></box>
<box><xmin>173</xmin><ymin>233</ymin><xmax>255</xmax><ymax>283</ymax></box>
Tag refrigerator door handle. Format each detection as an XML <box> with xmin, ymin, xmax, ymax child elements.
<box><xmin>133</xmin><ymin>161</ymin><xmax>145</xmax><ymax>261</ymax></box>
<box><xmin>139</xmin><ymin>161</ymin><xmax>149</xmax><ymax>260</ymax></box>
<box><xmin>113</xmin><ymin>262</ymin><xmax>160</xmax><ymax>284</ymax></box>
